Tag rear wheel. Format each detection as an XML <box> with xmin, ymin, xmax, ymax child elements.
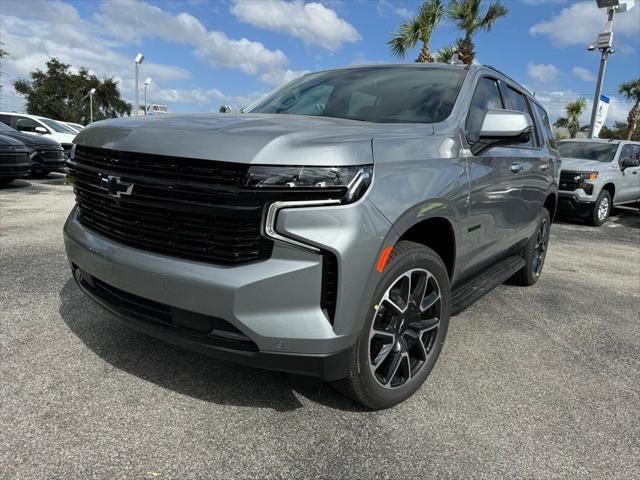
<box><xmin>511</xmin><ymin>208</ymin><xmax>551</xmax><ymax>286</ymax></box>
<box><xmin>588</xmin><ymin>190</ymin><xmax>611</xmax><ymax>226</ymax></box>
<box><xmin>333</xmin><ymin>241</ymin><xmax>450</xmax><ymax>409</ymax></box>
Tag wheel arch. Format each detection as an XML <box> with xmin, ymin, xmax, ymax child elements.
<box><xmin>543</xmin><ymin>192</ymin><xmax>557</xmax><ymax>221</ymax></box>
<box><xmin>396</xmin><ymin>217</ymin><xmax>456</xmax><ymax>279</ymax></box>
<box><xmin>602</xmin><ymin>182</ymin><xmax>615</xmax><ymax>201</ymax></box>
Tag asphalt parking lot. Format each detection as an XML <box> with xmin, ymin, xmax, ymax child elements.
<box><xmin>1</xmin><ymin>174</ymin><xmax>639</xmax><ymax>480</ymax></box>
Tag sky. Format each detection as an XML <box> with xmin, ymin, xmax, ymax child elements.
<box><xmin>1</xmin><ymin>0</ymin><xmax>639</xmax><ymax>126</ymax></box>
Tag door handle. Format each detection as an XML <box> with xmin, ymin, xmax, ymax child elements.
<box><xmin>510</xmin><ymin>163</ymin><xmax>523</xmax><ymax>174</ymax></box>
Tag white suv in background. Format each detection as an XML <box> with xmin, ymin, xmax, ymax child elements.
<box><xmin>0</xmin><ymin>112</ymin><xmax>76</xmax><ymax>157</ymax></box>
<box><xmin>557</xmin><ymin>139</ymin><xmax>640</xmax><ymax>226</ymax></box>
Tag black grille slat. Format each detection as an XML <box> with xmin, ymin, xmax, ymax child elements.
<box><xmin>70</xmin><ymin>146</ymin><xmax>273</xmax><ymax>265</ymax></box>
<box><xmin>559</xmin><ymin>171</ymin><xmax>584</xmax><ymax>191</ymax></box>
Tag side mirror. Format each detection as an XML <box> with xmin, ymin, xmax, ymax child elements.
<box><xmin>620</xmin><ymin>157</ymin><xmax>637</xmax><ymax>169</ymax></box>
<box><xmin>472</xmin><ymin>110</ymin><xmax>534</xmax><ymax>154</ymax></box>
<box><xmin>34</xmin><ymin>126</ymin><xmax>48</xmax><ymax>134</ymax></box>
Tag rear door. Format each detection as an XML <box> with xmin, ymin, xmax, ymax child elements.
<box><xmin>463</xmin><ymin>76</ymin><xmax>522</xmax><ymax>271</ymax></box>
<box><xmin>498</xmin><ymin>83</ymin><xmax>549</xmax><ymax>228</ymax></box>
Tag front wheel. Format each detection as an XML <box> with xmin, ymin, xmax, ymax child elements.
<box><xmin>333</xmin><ymin>241</ymin><xmax>450</xmax><ymax>409</ymax></box>
<box><xmin>588</xmin><ymin>190</ymin><xmax>611</xmax><ymax>226</ymax></box>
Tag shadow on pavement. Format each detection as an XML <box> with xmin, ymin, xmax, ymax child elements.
<box><xmin>0</xmin><ymin>179</ymin><xmax>32</xmax><ymax>190</ymax></box>
<box><xmin>58</xmin><ymin>278</ymin><xmax>365</xmax><ymax>413</ymax></box>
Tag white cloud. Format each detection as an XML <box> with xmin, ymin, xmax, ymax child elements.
<box><xmin>231</xmin><ymin>0</ymin><xmax>360</xmax><ymax>51</ymax></box>
<box><xmin>527</xmin><ymin>62</ymin><xmax>559</xmax><ymax>83</ymax></box>
<box><xmin>377</xmin><ymin>0</ymin><xmax>414</xmax><ymax>19</ymax></box>
<box><xmin>96</xmin><ymin>0</ymin><xmax>288</xmax><ymax>76</ymax></box>
<box><xmin>530</xmin><ymin>1</ymin><xmax>640</xmax><ymax>51</ymax></box>
<box><xmin>522</xmin><ymin>0</ymin><xmax>567</xmax><ymax>5</ymax></box>
<box><xmin>155</xmin><ymin>87</ymin><xmax>264</xmax><ymax>110</ymax></box>
<box><xmin>259</xmin><ymin>68</ymin><xmax>309</xmax><ymax>86</ymax></box>
<box><xmin>0</xmin><ymin>0</ymin><xmax>303</xmax><ymax>113</ymax></box>
<box><xmin>573</xmin><ymin>66</ymin><xmax>595</xmax><ymax>82</ymax></box>
<box><xmin>534</xmin><ymin>90</ymin><xmax>632</xmax><ymax>126</ymax></box>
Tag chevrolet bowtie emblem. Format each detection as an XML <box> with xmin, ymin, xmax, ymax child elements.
<box><xmin>99</xmin><ymin>174</ymin><xmax>134</xmax><ymax>198</ymax></box>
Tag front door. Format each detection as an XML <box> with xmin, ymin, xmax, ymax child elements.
<box><xmin>616</xmin><ymin>144</ymin><xmax>640</xmax><ymax>203</ymax></box>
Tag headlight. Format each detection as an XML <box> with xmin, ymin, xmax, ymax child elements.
<box><xmin>245</xmin><ymin>165</ymin><xmax>373</xmax><ymax>203</ymax></box>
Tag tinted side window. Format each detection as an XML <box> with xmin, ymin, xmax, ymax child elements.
<box><xmin>532</xmin><ymin>102</ymin><xmax>556</xmax><ymax>148</ymax></box>
<box><xmin>16</xmin><ymin>117</ymin><xmax>42</xmax><ymax>133</ymax></box>
<box><xmin>0</xmin><ymin>114</ymin><xmax>13</xmax><ymax>127</ymax></box>
<box><xmin>619</xmin><ymin>145</ymin><xmax>633</xmax><ymax>165</ymax></box>
<box><xmin>466</xmin><ymin>78</ymin><xmax>503</xmax><ymax>144</ymax></box>
<box><xmin>502</xmin><ymin>86</ymin><xmax>537</xmax><ymax>147</ymax></box>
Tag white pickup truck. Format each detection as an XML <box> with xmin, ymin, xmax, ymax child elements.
<box><xmin>557</xmin><ymin>139</ymin><xmax>640</xmax><ymax>226</ymax></box>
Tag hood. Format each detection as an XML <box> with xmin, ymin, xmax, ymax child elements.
<box><xmin>72</xmin><ymin>113</ymin><xmax>404</xmax><ymax>166</ymax></box>
<box><xmin>559</xmin><ymin>157</ymin><xmax>609</xmax><ymax>172</ymax></box>
<box><xmin>0</xmin><ymin>130</ymin><xmax>62</xmax><ymax>149</ymax></box>
<box><xmin>0</xmin><ymin>134</ymin><xmax>29</xmax><ymax>151</ymax></box>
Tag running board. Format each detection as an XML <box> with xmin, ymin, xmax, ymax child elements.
<box><xmin>451</xmin><ymin>255</ymin><xmax>525</xmax><ymax>316</ymax></box>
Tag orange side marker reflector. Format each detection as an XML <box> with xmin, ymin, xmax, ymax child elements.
<box><xmin>376</xmin><ymin>246</ymin><xmax>393</xmax><ymax>272</ymax></box>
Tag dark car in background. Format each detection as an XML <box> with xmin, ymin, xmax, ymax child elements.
<box><xmin>0</xmin><ymin>134</ymin><xmax>30</xmax><ymax>186</ymax></box>
<box><xmin>0</xmin><ymin>122</ymin><xmax>66</xmax><ymax>177</ymax></box>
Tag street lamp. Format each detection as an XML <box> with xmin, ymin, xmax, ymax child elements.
<box><xmin>144</xmin><ymin>77</ymin><xmax>152</xmax><ymax>116</ymax></box>
<box><xmin>587</xmin><ymin>0</ymin><xmax>635</xmax><ymax>137</ymax></box>
<box><xmin>134</xmin><ymin>52</ymin><xmax>144</xmax><ymax>116</ymax></box>
<box><xmin>89</xmin><ymin>88</ymin><xmax>96</xmax><ymax>123</ymax></box>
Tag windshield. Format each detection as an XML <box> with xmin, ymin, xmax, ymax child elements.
<box><xmin>557</xmin><ymin>141</ymin><xmax>618</xmax><ymax>162</ymax></box>
<box><xmin>38</xmin><ymin>117</ymin><xmax>77</xmax><ymax>134</ymax></box>
<box><xmin>248</xmin><ymin>67</ymin><xmax>467</xmax><ymax>124</ymax></box>
<box><xmin>0</xmin><ymin>122</ymin><xmax>17</xmax><ymax>133</ymax></box>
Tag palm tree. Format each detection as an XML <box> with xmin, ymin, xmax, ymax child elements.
<box><xmin>388</xmin><ymin>0</ymin><xmax>445</xmax><ymax>63</ymax></box>
<box><xmin>435</xmin><ymin>44</ymin><xmax>458</xmax><ymax>63</ymax></box>
<box><xmin>447</xmin><ymin>0</ymin><xmax>508</xmax><ymax>65</ymax></box>
<box><xmin>618</xmin><ymin>78</ymin><xmax>640</xmax><ymax>140</ymax></box>
<box><xmin>554</xmin><ymin>98</ymin><xmax>587</xmax><ymax>139</ymax></box>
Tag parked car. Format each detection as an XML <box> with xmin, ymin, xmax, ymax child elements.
<box><xmin>0</xmin><ymin>134</ymin><xmax>30</xmax><ymax>186</ymax></box>
<box><xmin>0</xmin><ymin>122</ymin><xmax>66</xmax><ymax>177</ymax></box>
<box><xmin>64</xmin><ymin>122</ymin><xmax>85</xmax><ymax>133</ymax></box>
<box><xmin>557</xmin><ymin>139</ymin><xmax>640</xmax><ymax>226</ymax></box>
<box><xmin>64</xmin><ymin>64</ymin><xmax>559</xmax><ymax>408</ymax></box>
<box><xmin>0</xmin><ymin>112</ymin><xmax>76</xmax><ymax>157</ymax></box>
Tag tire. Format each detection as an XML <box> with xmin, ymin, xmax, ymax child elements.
<box><xmin>30</xmin><ymin>169</ymin><xmax>49</xmax><ymax>179</ymax></box>
<box><xmin>332</xmin><ymin>241</ymin><xmax>451</xmax><ymax>409</ymax></box>
<box><xmin>511</xmin><ymin>208</ymin><xmax>551</xmax><ymax>286</ymax></box>
<box><xmin>588</xmin><ymin>190</ymin><xmax>611</xmax><ymax>227</ymax></box>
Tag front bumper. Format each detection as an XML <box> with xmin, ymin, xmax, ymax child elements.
<box><xmin>558</xmin><ymin>193</ymin><xmax>594</xmax><ymax>218</ymax></box>
<box><xmin>0</xmin><ymin>154</ymin><xmax>30</xmax><ymax>178</ymax></box>
<box><xmin>30</xmin><ymin>149</ymin><xmax>66</xmax><ymax>172</ymax></box>
<box><xmin>63</xmin><ymin>199</ymin><xmax>390</xmax><ymax>379</ymax></box>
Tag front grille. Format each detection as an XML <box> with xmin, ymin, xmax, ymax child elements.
<box><xmin>69</xmin><ymin>146</ymin><xmax>273</xmax><ymax>265</ymax></box>
<box><xmin>39</xmin><ymin>150</ymin><xmax>64</xmax><ymax>160</ymax></box>
<box><xmin>75</xmin><ymin>267</ymin><xmax>258</xmax><ymax>352</ymax></box>
<box><xmin>559</xmin><ymin>171</ymin><xmax>583</xmax><ymax>191</ymax></box>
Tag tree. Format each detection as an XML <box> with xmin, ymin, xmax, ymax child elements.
<box><xmin>554</xmin><ymin>98</ymin><xmax>587</xmax><ymax>139</ymax></box>
<box><xmin>434</xmin><ymin>44</ymin><xmax>458</xmax><ymax>63</ymax></box>
<box><xmin>599</xmin><ymin>121</ymin><xmax>640</xmax><ymax>141</ymax></box>
<box><xmin>388</xmin><ymin>0</ymin><xmax>445</xmax><ymax>63</ymax></box>
<box><xmin>447</xmin><ymin>0</ymin><xmax>508</xmax><ymax>65</ymax></box>
<box><xmin>618</xmin><ymin>78</ymin><xmax>640</xmax><ymax>140</ymax></box>
<box><xmin>13</xmin><ymin>58</ymin><xmax>131</xmax><ymax>123</ymax></box>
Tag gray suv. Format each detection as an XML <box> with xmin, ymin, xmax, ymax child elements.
<box><xmin>64</xmin><ymin>64</ymin><xmax>559</xmax><ymax>409</ymax></box>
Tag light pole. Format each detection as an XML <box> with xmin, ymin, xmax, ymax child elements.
<box><xmin>587</xmin><ymin>0</ymin><xmax>635</xmax><ymax>137</ymax></box>
<box><xmin>89</xmin><ymin>88</ymin><xmax>96</xmax><ymax>123</ymax></box>
<box><xmin>134</xmin><ymin>52</ymin><xmax>144</xmax><ymax>116</ymax></box>
<box><xmin>144</xmin><ymin>78</ymin><xmax>152</xmax><ymax>116</ymax></box>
